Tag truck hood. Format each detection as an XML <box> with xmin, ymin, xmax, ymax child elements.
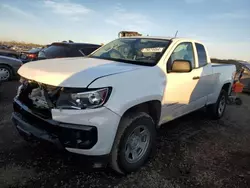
<box><xmin>18</xmin><ymin>57</ymin><xmax>144</xmax><ymax>87</ymax></box>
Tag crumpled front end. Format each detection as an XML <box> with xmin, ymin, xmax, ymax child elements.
<box><xmin>12</xmin><ymin>79</ymin><xmax>121</xmax><ymax>156</ymax></box>
<box><xmin>16</xmin><ymin>79</ymin><xmax>61</xmax><ymax>118</ymax></box>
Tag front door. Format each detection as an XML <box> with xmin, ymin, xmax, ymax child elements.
<box><xmin>160</xmin><ymin>42</ymin><xmax>203</xmax><ymax>124</ymax></box>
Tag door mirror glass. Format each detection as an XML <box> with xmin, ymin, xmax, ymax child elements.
<box><xmin>171</xmin><ymin>60</ymin><xmax>192</xmax><ymax>73</ymax></box>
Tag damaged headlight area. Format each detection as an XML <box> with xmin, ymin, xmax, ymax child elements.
<box><xmin>16</xmin><ymin>77</ymin><xmax>112</xmax><ymax>111</ymax></box>
<box><xmin>16</xmin><ymin>79</ymin><xmax>62</xmax><ymax>118</ymax></box>
<box><xmin>56</xmin><ymin>87</ymin><xmax>112</xmax><ymax>110</ymax></box>
<box><xmin>17</xmin><ymin>77</ymin><xmax>28</xmax><ymax>96</ymax></box>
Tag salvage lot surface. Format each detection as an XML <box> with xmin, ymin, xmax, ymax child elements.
<box><xmin>1</xmin><ymin>81</ymin><xmax>250</xmax><ymax>188</ymax></box>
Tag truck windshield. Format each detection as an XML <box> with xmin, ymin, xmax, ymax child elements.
<box><xmin>89</xmin><ymin>38</ymin><xmax>170</xmax><ymax>66</ymax></box>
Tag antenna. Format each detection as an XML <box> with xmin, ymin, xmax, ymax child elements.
<box><xmin>174</xmin><ymin>30</ymin><xmax>178</xmax><ymax>38</ymax></box>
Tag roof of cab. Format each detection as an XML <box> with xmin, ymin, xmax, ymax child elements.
<box><xmin>119</xmin><ymin>36</ymin><xmax>203</xmax><ymax>44</ymax></box>
<box><xmin>51</xmin><ymin>42</ymin><xmax>101</xmax><ymax>47</ymax></box>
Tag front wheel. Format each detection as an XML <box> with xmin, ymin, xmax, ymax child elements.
<box><xmin>110</xmin><ymin>112</ymin><xmax>156</xmax><ymax>174</ymax></box>
<box><xmin>207</xmin><ymin>90</ymin><xmax>227</xmax><ymax>119</ymax></box>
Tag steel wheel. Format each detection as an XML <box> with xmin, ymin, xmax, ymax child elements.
<box><xmin>110</xmin><ymin>112</ymin><xmax>156</xmax><ymax>174</ymax></box>
<box><xmin>0</xmin><ymin>67</ymin><xmax>11</xmax><ymax>81</ymax></box>
<box><xmin>207</xmin><ymin>89</ymin><xmax>227</xmax><ymax>120</ymax></box>
<box><xmin>124</xmin><ymin>125</ymin><xmax>150</xmax><ymax>163</ymax></box>
<box><xmin>218</xmin><ymin>95</ymin><xmax>226</xmax><ymax>115</ymax></box>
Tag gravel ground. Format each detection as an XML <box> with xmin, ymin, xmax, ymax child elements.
<box><xmin>1</xmin><ymin>81</ymin><xmax>250</xmax><ymax>188</ymax></box>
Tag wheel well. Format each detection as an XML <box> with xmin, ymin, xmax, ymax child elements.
<box><xmin>222</xmin><ymin>83</ymin><xmax>231</xmax><ymax>94</ymax></box>
<box><xmin>122</xmin><ymin>100</ymin><xmax>161</xmax><ymax>126</ymax></box>
<box><xmin>0</xmin><ymin>63</ymin><xmax>13</xmax><ymax>72</ymax></box>
<box><xmin>0</xmin><ymin>63</ymin><xmax>15</xmax><ymax>81</ymax></box>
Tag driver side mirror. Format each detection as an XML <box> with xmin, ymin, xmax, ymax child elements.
<box><xmin>170</xmin><ymin>60</ymin><xmax>192</xmax><ymax>73</ymax></box>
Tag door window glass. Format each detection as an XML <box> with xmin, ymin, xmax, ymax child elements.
<box><xmin>168</xmin><ymin>42</ymin><xmax>195</xmax><ymax>71</ymax></box>
<box><xmin>195</xmin><ymin>43</ymin><xmax>207</xmax><ymax>67</ymax></box>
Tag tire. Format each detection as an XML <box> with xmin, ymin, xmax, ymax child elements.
<box><xmin>207</xmin><ymin>89</ymin><xmax>227</xmax><ymax>119</ymax></box>
<box><xmin>0</xmin><ymin>65</ymin><xmax>13</xmax><ymax>81</ymax></box>
<box><xmin>110</xmin><ymin>112</ymin><xmax>156</xmax><ymax>174</ymax></box>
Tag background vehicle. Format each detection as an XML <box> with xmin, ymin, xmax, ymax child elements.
<box><xmin>0</xmin><ymin>45</ymin><xmax>20</xmax><ymax>59</ymax></box>
<box><xmin>238</xmin><ymin>61</ymin><xmax>250</xmax><ymax>92</ymax></box>
<box><xmin>0</xmin><ymin>56</ymin><xmax>23</xmax><ymax>81</ymax></box>
<box><xmin>37</xmin><ymin>42</ymin><xmax>101</xmax><ymax>60</ymax></box>
<box><xmin>13</xmin><ymin>37</ymin><xmax>236</xmax><ymax>175</ymax></box>
<box><xmin>118</xmin><ymin>31</ymin><xmax>142</xmax><ymax>38</ymax></box>
<box><xmin>0</xmin><ymin>71</ymin><xmax>4</xmax><ymax>86</ymax></box>
<box><xmin>20</xmin><ymin>47</ymin><xmax>43</xmax><ymax>63</ymax></box>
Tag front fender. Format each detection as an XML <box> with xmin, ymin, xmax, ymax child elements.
<box><xmin>88</xmin><ymin>66</ymin><xmax>166</xmax><ymax>116</ymax></box>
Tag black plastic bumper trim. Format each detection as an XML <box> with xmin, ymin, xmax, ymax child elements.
<box><xmin>12</xmin><ymin>112</ymin><xmax>64</xmax><ymax>149</ymax></box>
<box><xmin>12</xmin><ymin>112</ymin><xmax>109</xmax><ymax>167</ymax></box>
<box><xmin>13</xmin><ymin>99</ymin><xmax>98</xmax><ymax>149</ymax></box>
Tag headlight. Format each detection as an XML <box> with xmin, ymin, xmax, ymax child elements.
<box><xmin>56</xmin><ymin>87</ymin><xmax>111</xmax><ymax>110</ymax></box>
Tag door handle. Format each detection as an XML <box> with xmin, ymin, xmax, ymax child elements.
<box><xmin>193</xmin><ymin>76</ymin><xmax>200</xmax><ymax>80</ymax></box>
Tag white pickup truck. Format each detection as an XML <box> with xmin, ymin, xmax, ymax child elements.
<box><xmin>12</xmin><ymin>36</ymin><xmax>236</xmax><ymax>174</ymax></box>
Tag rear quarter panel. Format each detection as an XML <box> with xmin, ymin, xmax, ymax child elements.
<box><xmin>207</xmin><ymin>64</ymin><xmax>236</xmax><ymax>104</ymax></box>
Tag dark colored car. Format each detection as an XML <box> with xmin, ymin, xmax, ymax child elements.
<box><xmin>0</xmin><ymin>45</ymin><xmax>20</xmax><ymax>59</ymax></box>
<box><xmin>239</xmin><ymin>61</ymin><xmax>250</xmax><ymax>93</ymax></box>
<box><xmin>0</xmin><ymin>55</ymin><xmax>23</xmax><ymax>81</ymax></box>
<box><xmin>20</xmin><ymin>47</ymin><xmax>43</xmax><ymax>63</ymax></box>
<box><xmin>37</xmin><ymin>42</ymin><xmax>101</xmax><ymax>60</ymax></box>
<box><xmin>0</xmin><ymin>70</ymin><xmax>4</xmax><ymax>85</ymax></box>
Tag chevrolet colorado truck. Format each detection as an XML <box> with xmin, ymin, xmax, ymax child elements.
<box><xmin>12</xmin><ymin>36</ymin><xmax>236</xmax><ymax>174</ymax></box>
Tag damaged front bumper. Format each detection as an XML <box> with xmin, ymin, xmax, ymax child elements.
<box><xmin>12</xmin><ymin>98</ymin><xmax>98</xmax><ymax>150</ymax></box>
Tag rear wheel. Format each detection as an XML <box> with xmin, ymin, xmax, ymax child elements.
<box><xmin>0</xmin><ymin>65</ymin><xmax>12</xmax><ymax>81</ymax></box>
<box><xmin>207</xmin><ymin>90</ymin><xmax>227</xmax><ymax>119</ymax></box>
<box><xmin>110</xmin><ymin>112</ymin><xmax>156</xmax><ymax>174</ymax></box>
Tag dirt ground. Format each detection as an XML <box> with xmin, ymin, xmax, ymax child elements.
<box><xmin>1</xmin><ymin>81</ymin><xmax>250</xmax><ymax>188</ymax></box>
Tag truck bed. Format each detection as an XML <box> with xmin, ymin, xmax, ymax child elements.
<box><xmin>212</xmin><ymin>63</ymin><xmax>236</xmax><ymax>75</ymax></box>
<box><xmin>211</xmin><ymin>63</ymin><xmax>235</xmax><ymax>67</ymax></box>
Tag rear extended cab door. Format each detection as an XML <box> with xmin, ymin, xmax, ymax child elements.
<box><xmin>191</xmin><ymin>42</ymin><xmax>216</xmax><ymax>108</ymax></box>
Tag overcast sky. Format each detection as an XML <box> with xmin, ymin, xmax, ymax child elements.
<box><xmin>0</xmin><ymin>0</ymin><xmax>249</xmax><ymax>60</ymax></box>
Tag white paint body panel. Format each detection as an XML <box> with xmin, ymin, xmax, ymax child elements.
<box><xmin>52</xmin><ymin>107</ymin><xmax>121</xmax><ymax>155</ymax></box>
<box><xmin>17</xmin><ymin>37</ymin><xmax>236</xmax><ymax>156</ymax></box>
<box><xmin>18</xmin><ymin>57</ymin><xmax>144</xmax><ymax>87</ymax></box>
